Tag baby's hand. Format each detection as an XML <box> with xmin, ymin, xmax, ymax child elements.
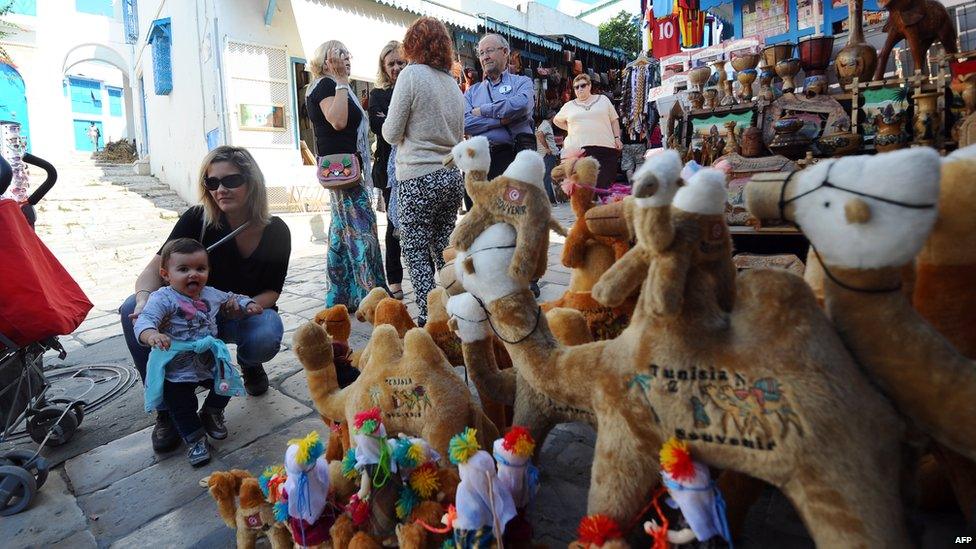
<box><xmin>245</xmin><ymin>302</ymin><xmax>263</xmax><ymax>316</ymax></box>
<box><xmin>147</xmin><ymin>333</ymin><xmax>171</xmax><ymax>350</ymax></box>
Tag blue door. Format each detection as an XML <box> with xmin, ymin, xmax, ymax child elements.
<box><xmin>73</xmin><ymin>119</ymin><xmax>103</xmax><ymax>151</ymax></box>
<box><xmin>0</xmin><ymin>63</ymin><xmax>31</xmax><ymax>152</ymax></box>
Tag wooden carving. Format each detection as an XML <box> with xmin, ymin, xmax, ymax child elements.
<box><xmin>874</xmin><ymin>0</ymin><xmax>958</xmax><ymax>80</ymax></box>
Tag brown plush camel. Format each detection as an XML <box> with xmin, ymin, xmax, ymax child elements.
<box><xmin>747</xmin><ymin>147</ymin><xmax>976</xmax><ymax>528</ymax></box>
<box><xmin>448</xmin><ymin>289</ymin><xmax>596</xmax><ymax>447</ymax></box>
<box><xmin>293</xmin><ymin>320</ymin><xmax>499</xmax><ymax>459</ymax></box>
<box><xmin>456</xmin><ymin>157</ymin><xmax>908</xmax><ymax>547</ymax></box>
<box><xmin>203</xmin><ymin>470</ymin><xmax>292</xmax><ymax>549</ymax></box>
<box><xmin>555</xmin><ymin>156</ymin><xmax>630</xmax><ymax>268</ymax></box>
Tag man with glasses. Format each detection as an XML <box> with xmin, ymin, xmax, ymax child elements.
<box><xmin>464</xmin><ymin>33</ymin><xmax>540</xmax><ymax>296</ymax></box>
<box><xmin>464</xmin><ymin>34</ymin><xmax>536</xmax><ymax>196</ymax></box>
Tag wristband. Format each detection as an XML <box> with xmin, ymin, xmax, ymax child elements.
<box><xmin>335</xmin><ymin>84</ymin><xmax>350</xmax><ymax>92</ymax></box>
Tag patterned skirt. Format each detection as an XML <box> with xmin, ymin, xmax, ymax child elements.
<box><xmin>325</xmin><ymin>184</ymin><xmax>386</xmax><ymax>311</ymax></box>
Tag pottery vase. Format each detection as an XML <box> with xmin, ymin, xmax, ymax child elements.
<box><xmin>874</xmin><ymin>112</ymin><xmax>909</xmax><ymax>152</ymax></box>
<box><xmin>737</xmin><ymin>69</ymin><xmax>758</xmax><ymax>102</ymax></box>
<box><xmin>689</xmin><ymin>90</ymin><xmax>705</xmax><ymax>110</ymax></box>
<box><xmin>688</xmin><ymin>65</ymin><xmax>712</xmax><ymax>92</ymax></box>
<box><xmin>775</xmin><ymin>58</ymin><xmax>801</xmax><ymax>92</ymax></box>
<box><xmin>912</xmin><ymin>91</ymin><xmax>941</xmax><ymax>146</ymax></box>
<box><xmin>758</xmin><ymin>65</ymin><xmax>776</xmax><ymax>102</ymax></box>
<box><xmin>712</xmin><ymin>60</ymin><xmax>734</xmax><ymax>106</ymax></box>
<box><xmin>834</xmin><ymin>0</ymin><xmax>878</xmax><ymax>86</ymax></box>
<box><xmin>816</xmin><ymin>131</ymin><xmax>863</xmax><ymax>156</ymax></box>
<box><xmin>798</xmin><ymin>35</ymin><xmax>835</xmax><ymax>77</ymax></box>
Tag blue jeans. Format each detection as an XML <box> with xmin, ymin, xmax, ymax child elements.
<box><xmin>119</xmin><ymin>294</ymin><xmax>284</xmax><ymax>409</ymax></box>
<box><xmin>543</xmin><ymin>154</ymin><xmax>559</xmax><ymax>203</ymax></box>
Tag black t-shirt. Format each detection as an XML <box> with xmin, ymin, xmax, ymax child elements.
<box><xmin>368</xmin><ymin>87</ymin><xmax>394</xmax><ymax>189</ymax></box>
<box><xmin>306</xmin><ymin>78</ymin><xmax>362</xmax><ymax>156</ymax></box>
<box><xmin>161</xmin><ymin>206</ymin><xmax>291</xmax><ymax>303</ymax></box>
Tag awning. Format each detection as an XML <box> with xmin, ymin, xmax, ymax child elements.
<box><xmin>372</xmin><ymin>0</ymin><xmax>480</xmax><ymax>31</ymax></box>
<box><xmin>554</xmin><ymin>34</ymin><xmax>628</xmax><ymax>61</ymax></box>
<box><xmin>483</xmin><ymin>18</ymin><xmax>563</xmax><ymax>51</ymax></box>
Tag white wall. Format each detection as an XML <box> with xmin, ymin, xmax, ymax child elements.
<box><xmin>65</xmin><ymin>61</ymin><xmax>128</xmax><ymax>144</ymax></box>
<box><xmin>458</xmin><ymin>0</ymin><xmax>599</xmax><ymax>43</ymax></box>
<box><xmin>0</xmin><ymin>0</ymin><xmax>132</xmax><ymax>160</ymax></box>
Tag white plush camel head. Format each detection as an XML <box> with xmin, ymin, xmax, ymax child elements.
<box><xmin>446</xmin><ymin>293</ymin><xmax>490</xmax><ymax>343</ymax></box>
<box><xmin>501</xmin><ymin>150</ymin><xmax>546</xmax><ymax>189</ymax></box>
<box><xmin>745</xmin><ymin>147</ymin><xmax>941</xmax><ymax>269</ymax></box>
<box><xmin>673</xmin><ymin>167</ymin><xmax>728</xmax><ymax>215</ymax></box>
<box><xmin>455</xmin><ymin>222</ymin><xmax>519</xmax><ymax>304</ymax></box>
<box><xmin>632</xmin><ymin>149</ymin><xmax>683</xmax><ymax>208</ymax></box>
<box><xmin>448</xmin><ymin>136</ymin><xmax>491</xmax><ymax>174</ymax></box>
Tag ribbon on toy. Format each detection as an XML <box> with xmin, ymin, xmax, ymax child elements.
<box><xmin>372</xmin><ymin>436</ymin><xmax>393</xmax><ymax>489</ymax></box>
<box><xmin>296</xmin><ymin>473</ymin><xmax>310</xmax><ymax>547</ymax></box>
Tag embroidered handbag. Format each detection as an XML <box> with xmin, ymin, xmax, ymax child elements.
<box><xmin>317</xmin><ymin>153</ymin><xmax>362</xmax><ymax>190</ymax></box>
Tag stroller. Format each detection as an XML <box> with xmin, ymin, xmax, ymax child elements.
<box><xmin>0</xmin><ymin>151</ymin><xmax>93</xmax><ymax>516</ymax></box>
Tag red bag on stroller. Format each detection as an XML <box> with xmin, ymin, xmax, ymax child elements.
<box><xmin>0</xmin><ymin>199</ymin><xmax>92</xmax><ymax>347</ymax></box>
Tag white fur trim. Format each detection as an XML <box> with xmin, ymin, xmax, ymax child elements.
<box><xmin>458</xmin><ymin>223</ymin><xmax>521</xmax><ymax>303</ymax></box>
<box><xmin>673</xmin><ymin>168</ymin><xmax>727</xmax><ymax>215</ymax></box>
<box><xmin>947</xmin><ymin>142</ymin><xmax>976</xmax><ymax>162</ymax></box>
<box><xmin>631</xmin><ymin>149</ymin><xmax>682</xmax><ymax>208</ymax></box>
<box><xmin>791</xmin><ymin>148</ymin><xmax>940</xmax><ymax>269</ymax></box>
<box><xmin>502</xmin><ymin>151</ymin><xmax>545</xmax><ymax>188</ymax></box>
<box><xmin>452</xmin><ymin>136</ymin><xmax>490</xmax><ymax>173</ymax></box>
<box><xmin>447</xmin><ymin>293</ymin><xmax>490</xmax><ymax>342</ymax></box>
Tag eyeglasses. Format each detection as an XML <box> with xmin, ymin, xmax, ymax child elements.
<box><xmin>574</xmin><ymin>83</ymin><xmax>590</xmax><ymax>89</ymax></box>
<box><xmin>204</xmin><ymin>173</ymin><xmax>248</xmax><ymax>191</ymax></box>
<box><xmin>478</xmin><ymin>47</ymin><xmax>504</xmax><ymax>58</ymax></box>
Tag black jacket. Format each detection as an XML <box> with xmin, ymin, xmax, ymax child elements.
<box><xmin>368</xmin><ymin>87</ymin><xmax>394</xmax><ymax>189</ymax></box>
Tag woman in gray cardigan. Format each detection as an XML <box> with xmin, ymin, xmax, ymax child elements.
<box><xmin>382</xmin><ymin>17</ymin><xmax>465</xmax><ymax>326</ymax></box>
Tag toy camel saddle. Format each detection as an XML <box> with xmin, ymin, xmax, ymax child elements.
<box><xmin>745</xmin><ymin>148</ymin><xmax>976</xmax><ymax>466</ymax></box>
<box><xmin>450</xmin><ymin>141</ymin><xmax>910</xmax><ymax>548</ymax></box>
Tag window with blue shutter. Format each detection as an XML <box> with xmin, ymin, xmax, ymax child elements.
<box><xmin>148</xmin><ymin>18</ymin><xmax>172</xmax><ymax>95</ymax></box>
<box><xmin>75</xmin><ymin>0</ymin><xmax>113</xmax><ymax>17</ymax></box>
<box><xmin>68</xmin><ymin>77</ymin><xmax>103</xmax><ymax>115</ymax></box>
<box><xmin>107</xmin><ymin>87</ymin><xmax>123</xmax><ymax>116</ymax></box>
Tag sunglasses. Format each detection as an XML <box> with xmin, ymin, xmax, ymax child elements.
<box><xmin>204</xmin><ymin>173</ymin><xmax>248</xmax><ymax>191</ymax></box>
<box><xmin>574</xmin><ymin>83</ymin><xmax>590</xmax><ymax>89</ymax></box>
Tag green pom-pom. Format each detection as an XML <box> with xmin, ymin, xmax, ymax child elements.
<box><xmin>396</xmin><ymin>485</ymin><xmax>420</xmax><ymax>519</ymax></box>
<box><xmin>449</xmin><ymin>427</ymin><xmax>480</xmax><ymax>465</ymax></box>
<box><xmin>342</xmin><ymin>448</ymin><xmax>359</xmax><ymax>479</ymax></box>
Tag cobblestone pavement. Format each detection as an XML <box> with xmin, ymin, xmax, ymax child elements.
<box><xmin>3</xmin><ymin>158</ymin><xmax>967</xmax><ymax>548</ymax></box>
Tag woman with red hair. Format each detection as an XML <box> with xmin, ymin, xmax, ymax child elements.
<box><xmin>382</xmin><ymin>17</ymin><xmax>464</xmax><ymax>326</ymax></box>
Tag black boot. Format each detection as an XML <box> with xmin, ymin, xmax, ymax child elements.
<box><xmin>199</xmin><ymin>408</ymin><xmax>228</xmax><ymax>440</ymax></box>
<box><xmin>241</xmin><ymin>365</ymin><xmax>269</xmax><ymax>396</ymax></box>
<box><xmin>151</xmin><ymin>411</ymin><xmax>180</xmax><ymax>452</ymax></box>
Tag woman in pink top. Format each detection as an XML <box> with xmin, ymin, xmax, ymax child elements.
<box><xmin>553</xmin><ymin>73</ymin><xmax>622</xmax><ymax>189</ymax></box>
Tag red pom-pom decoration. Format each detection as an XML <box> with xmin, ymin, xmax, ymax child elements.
<box><xmin>577</xmin><ymin>514</ymin><xmax>622</xmax><ymax>546</ymax></box>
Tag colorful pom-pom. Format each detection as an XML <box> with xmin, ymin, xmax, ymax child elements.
<box><xmin>393</xmin><ymin>438</ymin><xmax>427</xmax><ymax>469</ymax></box>
<box><xmin>287</xmin><ymin>431</ymin><xmax>324</xmax><ymax>468</ymax></box>
<box><xmin>258</xmin><ymin>465</ymin><xmax>285</xmax><ymax>497</ymax></box>
<box><xmin>502</xmin><ymin>426</ymin><xmax>536</xmax><ymax>458</ymax></box>
<box><xmin>660</xmin><ymin>436</ymin><xmax>695</xmax><ymax>483</ymax></box>
<box><xmin>410</xmin><ymin>462</ymin><xmax>440</xmax><ymax>499</ymax></box>
<box><xmin>449</xmin><ymin>427</ymin><xmax>480</xmax><ymax>465</ymax></box>
<box><xmin>273</xmin><ymin>500</ymin><xmax>289</xmax><ymax>522</ymax></box>
<box><xmin>577</xmin><ymin>514</ymin><xmax>622</xmax><ymax>546</ymax></box>
<box><xmin>341</xmin><ymin>448</ymin><xmax>359</xmax><ymax>479</ymax></box>
<box><xmin>396</xmin><ymin>485</ymin><xmax>420</xmax><ymax>519</ymax></box>
<box><xmin>346</xmin><ymin>494</ymin><xmax>371</xmax><ymax>526</ymax></box>
<box><xmin>354</xmin><ymin>407</ymin><xmax>383</xmax><ymax>435</ymax></box>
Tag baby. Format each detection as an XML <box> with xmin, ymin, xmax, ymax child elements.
<box><xmin>134</xmin><ymin>238</ymin><xmax>262</xmax><ymax>466</ymax></box>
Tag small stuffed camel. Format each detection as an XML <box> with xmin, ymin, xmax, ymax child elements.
<box><xmin>203</xmin><ymin>469</ymin><xmax>293</xmax><ymax>549</ymax></box>
<box><xmin>746</xmin><ymin>147</ymin><xmax>976</xmax><ymax>528</ymax></box>
<box><xmin>456</xmin><ymin>153</ymin><xmax>909</xmax><ymax>547</ymax></box>
<box><xmin>555</xmin><ymin>155</ymin><xmax>630</xmax><ymax>268</ymax></box>
<box><xmin>447</xmin><ymin>136</ymin><xmax>566</xmax><ymax>284</ymax></box>
<box><xmin>293</xmin><ymin>320</ymin><xmax>499</xmax><ymax>459</ymax></box>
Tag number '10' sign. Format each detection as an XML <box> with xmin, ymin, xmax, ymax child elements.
<box><xmin>657</xmin><ymin>20</ymin><xmax>676</xmax><ymax>40</ymax></box>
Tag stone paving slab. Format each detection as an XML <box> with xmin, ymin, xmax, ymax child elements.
<box><xmin>5</xmin><ymin>472</ymin><xmax>89</xmax><ymax>548</ymax></box>
<box><xmin>278</xmin><ymin>370</ymin><xmax>314</xmax><ymax>408</ymax></box>
<box><xmin>220</xmin><ymin>416</ymin><xmax>325</xmax><ymax>474</ymax></box>
<box><xmin>110</xmin><ymin>492</ymin><xmax>235</xmax><ymax>549</ymax></box>
<box><xmin>48</xmin><ymin>529</ymin><xmax>99</xmax><ymax>549</ymax></box>
<box><xmin>64</xmin><ymin>423</ymin><xmax>163</xmax><ymax>496</ymax></box>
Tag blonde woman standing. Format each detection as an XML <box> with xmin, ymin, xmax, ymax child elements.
<box><xmin>554</xmin><ymin>73</ymin><xmax>622</xmax><ymax>189</ymax></box>
<box><xmin>307</xmin><ymin>40</ymin><xmax>386</xmax><ymax>313</ymax></box>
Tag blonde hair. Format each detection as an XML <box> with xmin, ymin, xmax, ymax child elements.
<box><xmin>198</xmin><ymin>146</ymin><xmax>271</xmax><ymax>229</ymax></box>
<box><xmin>573</xmin><ymin>73</ymin><xmax>592</xmax><ymax>86</ymax></box>
<box><xmin>376</xmin><ymin>41</ymin><xmax>402</xmax><ymax>89</ymax></box>
<box><xmin>310</xmin><ymin>40</ymin><xmax>347</xmax><ymax>80</ymax></box>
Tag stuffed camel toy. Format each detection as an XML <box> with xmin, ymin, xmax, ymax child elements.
<box><xmin>446</xmin><ymin>135</ymin><xmax>566</xmax><ymax>285</ymax></box>
<box><xmin>555</xmin><ymin>155</ymin><xmax>630</xmax><ymax>268</ymax></box>
<box><xmin>203</xmin><ymin>469</ymin><xmax>293</xmax><ymax>549</ymax></box>
<box><xmin>293</xmin><ymin>319</ymin><xmax>499</xmax><ymax>460</ymax></box>
<box><xmin>746</xmin><ymin>146</ymin><xmax>976</xmax><ymax>528</ymax></box>
<box><xmin>451</xmin><ymin>139</ymin><xmax>909</xmax><ymax>547</ymax></box>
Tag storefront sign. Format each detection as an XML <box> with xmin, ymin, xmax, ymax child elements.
<box><xmin>742</xmin><ymin>0</ymin><xmax>789</xmax><ymax>40</ymax></box>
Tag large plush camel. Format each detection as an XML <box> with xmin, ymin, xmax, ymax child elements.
<box><xmin>292</xmin><ymin>321</ymin><xmax>498</xmax><ymax>459</ymax></box>
<box><xmin>451</xmin><ymin>142</ymin><xmax>909</xmax><ymax>547</ymax></box>
<box><xmin>746</xmin><ymin>147</ymin><xmax>976</xmax><ymax>527</ymax></box>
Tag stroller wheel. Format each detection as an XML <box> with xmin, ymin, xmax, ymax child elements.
<box><xmin>50</xmin><ymin>399</ymin><xmax>85</xmax><ymax>427</ymax></box>
<box><xmin>27</xmin><ymin>406</ymin><xmax>79</xmax><ymax>447</ymax></box>
<box><xmin>0</xmin><ymin>450</ymin><xmax>49</xmax><ymax>489</ymax></box>
<box><xmin>0</xmin><ymin>465</ymin><xmax>37</xmax><ymax>516</ymax></box>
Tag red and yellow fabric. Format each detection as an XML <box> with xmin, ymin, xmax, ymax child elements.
<box><xmin>678</xmin><ymin>4</ymin><xmax>706</xmax><ymax>48</ymax></box>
